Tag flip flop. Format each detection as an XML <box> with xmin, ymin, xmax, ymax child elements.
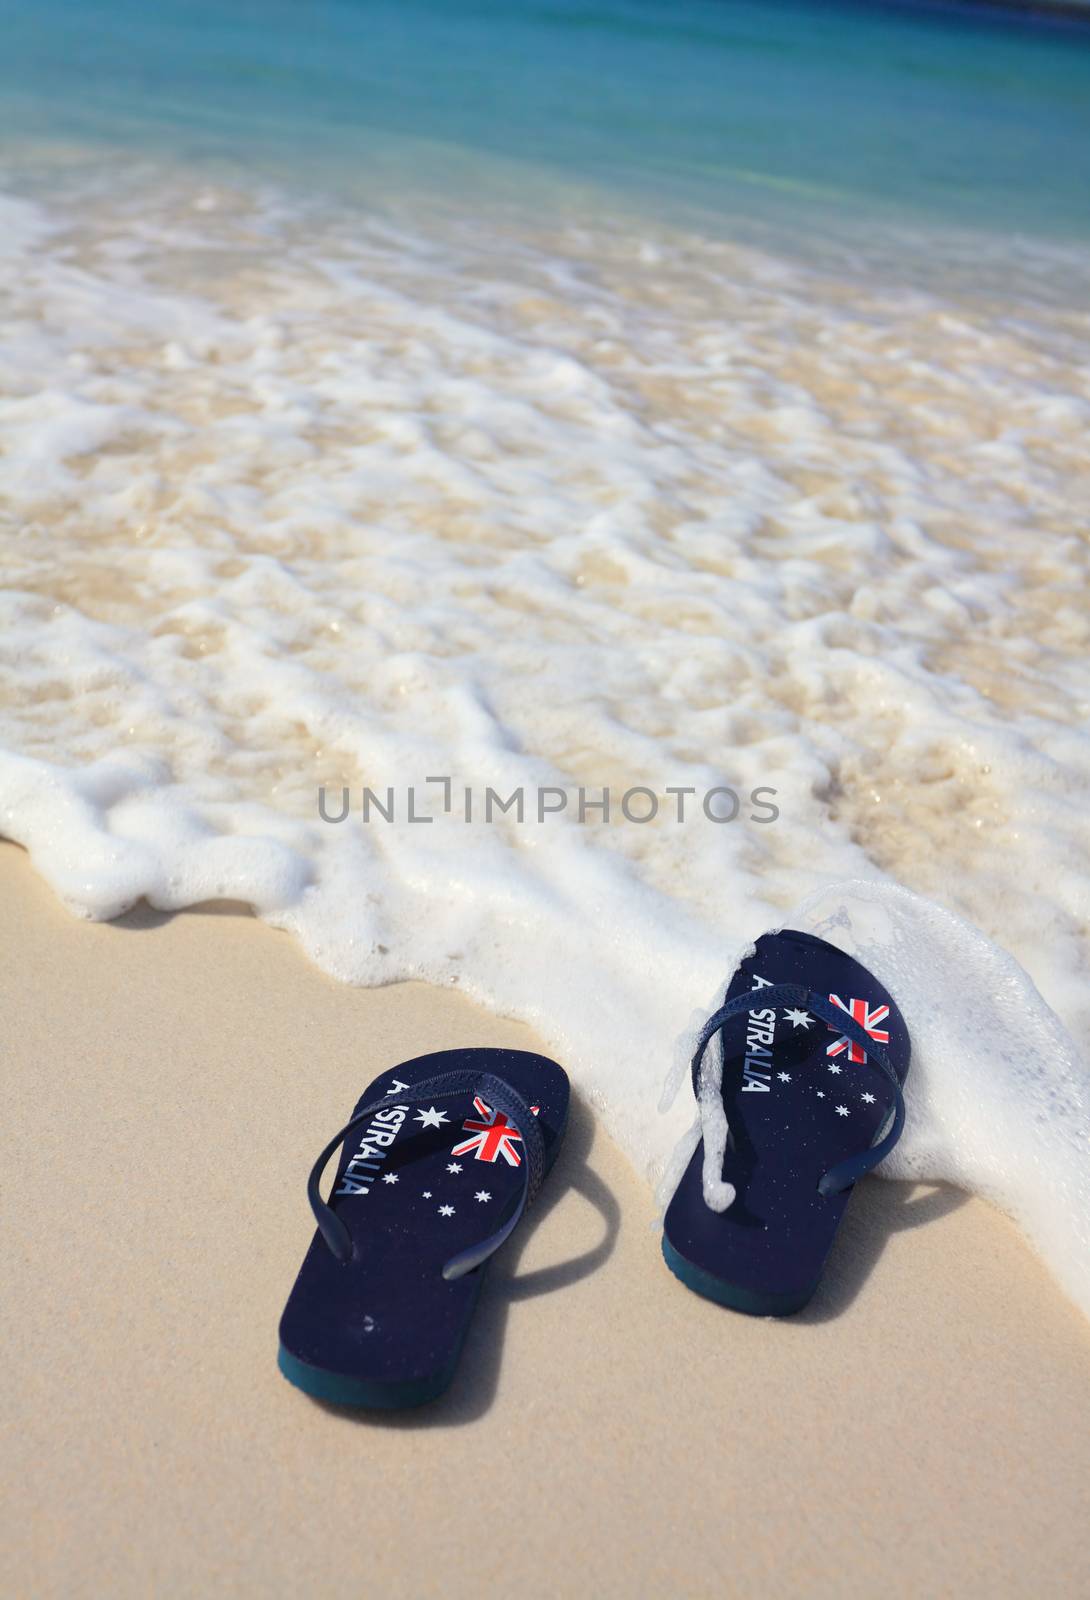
<box><xmin>278</xmin><ymin>1046</ymin><xmax>569</xmax><ymax>1408</ymax></box>
<box><xmin>662</xmin><ymin>929</ymin><xmax>910</xmax><ymax>1316</ymax></box>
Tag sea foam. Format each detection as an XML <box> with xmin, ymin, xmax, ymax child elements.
<box><xmin>2</xmin><ymin>170</ymin><xmax>1089</xmax><ymax>1315</ymax></box>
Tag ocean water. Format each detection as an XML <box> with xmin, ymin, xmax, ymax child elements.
<box><xmin>2</xmin><ymin>1</ymin><xmax>1089</xmax><ymax>1312</ymax></box>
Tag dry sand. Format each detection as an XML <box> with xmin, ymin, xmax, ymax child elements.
<box><xmin>1</xmin><ymin>841</ymin><xmax>1087</xmax><ymax>1598</ymax></box>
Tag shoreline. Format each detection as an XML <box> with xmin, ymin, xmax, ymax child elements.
<box><xmin>3</xmin><ymin>841</ymin><xmax>1089</xmax><ymax>1596</ymax></box>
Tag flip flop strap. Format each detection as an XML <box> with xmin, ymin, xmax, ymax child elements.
<box><xmin>690</xmin><ymin>982</ymin><xmax>906</xmax><ymax>1196</ymax></box>
<box><xmin>307</xmin><ymin>1069</ymin><xmax>545</xmax><ymax>1280</ymax></box>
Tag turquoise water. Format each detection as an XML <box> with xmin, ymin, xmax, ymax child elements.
<box><xmin>2</xmin><ymin>0</ymin><xmax>1089</xmax><ymax>242</ymax></box>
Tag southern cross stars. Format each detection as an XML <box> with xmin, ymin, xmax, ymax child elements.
<box><xmin>835</xmin><ymin>1105</ymin><xmax>849</xmax><ymax>1117</ymax></box>
<box><xmin>447</xmin><ymin>1162</ymin><xmax>463</xmax><ymax>1174</ymax></box>
<box><xmin>777</xmin><ymin>1072</ymin><xmax>791</xmax><ymax>1083</ymax></box>
<box><xmin>474</xmin><ymin>1190</ymin><xmax>491</xmax><ymax>1203</ymax></box>
<box><xmin>861</xmin><ymin>1092</ymin><xmax>876</xmax><ymax>1105</ymax></box>
<box><xmin>438</xmin><ymin>1205</ymin><xmax>455</xmax><ymax>1218</ymax></box>
<box><xmin>381</xmin><ymin>1172</ymin><xmax>399</xmax><ymax>1185</ymax></box>
<box><xmin>422</xmin><ymin>1190</ymin><xmax>432</xmax><ymax>1198</ymax></box>
<box><xmin>783</xmin><ymin>1008</ymin><xmax>812</xmax><ymax>1029</ymax></box>
<box><xmin>827</xmin><ymin>1064</ymin><xmax>842</xmax><ymax>1075</ymax></box>
<box><xmin>415</xmin><ymin>1106</ymin><xmax>449</xmax><ymax>1129</ymax></box>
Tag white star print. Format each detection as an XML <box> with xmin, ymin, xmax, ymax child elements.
<box><xmin>777</xmin><ymin>1072</ymin><xmax>791</xmax><ymax>1083</ymax></box>
<box><xmin>415</xmin><ymin>1106</ymin><xmax>449</xmax><ymax>1129</ymax></box>
<box><xmin>828</xmin><ymin>1064</ymin><xmax>842</xmax><ymax>1075</ymax></box>
<box><xmin>422</xmin><ymin>1190</ymin><xmax>432</xmax><ymax>1198</ymax></box>
<box><xmin>861</xmin><ymin>1092</ymin><xmax>876</xmax><ymax>1105</ymax></box>
<box><xmin>784</xmin><ymin>1008</ymin><xmax>813</xmax><ymax>1029</ymax></box>
<box><xmin>447</xmin><ymin>1162</ymin><xmax>463</xmax><ymax>1174</ymax></box>
<box><xmin>835</xmin><ymin>1105</ymin><xmax>849</xmax><ymax>1117</ymax></box>
<box><xmin>381</xmin><ymin>1173</ymin><xmax>399</xmax><ymax>1185</ymax></box>
<box><xmin>474</xmin><ymin>1190</ymin><xmax>491</xmax><ymax>1203</ymax></box>
<box><xmin>386</xmin><ymin>1079</ymin><xmax>410</xmax><ymax>1096</ymax></box>
<box><xmin>816</xmin><ymin>1091</ymin><xmax>826</xmax><ymax>1099</ymax></box>
<box><xmin>438</xmin><ymin>1205</ymin><xmax>455</xmax><ymax>1217</ymax></box>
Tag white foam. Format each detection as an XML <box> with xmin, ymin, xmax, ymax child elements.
<box><xmin>790</xmin><ymin>882</ymin><xmax>1090</xmax><ymax>1318</ymax></box>
<box><xmin>2</xmin><ymin>169</ymin><xmax>1089</xmax><ymax>1315</ymax></box>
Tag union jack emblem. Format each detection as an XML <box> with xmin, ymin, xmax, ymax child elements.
<box><xmin>451</xmin><ymin>1098</ymin><xmax>537</xmax><ymax>1166</ymax></box>
<box><xmin>826</xmin><ymin>995</ymin><xmax>889</xmax><ymax>1063</ymax></box>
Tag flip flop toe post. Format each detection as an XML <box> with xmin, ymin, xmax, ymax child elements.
<box><xmin>278</xmin><ymin>1047</ymin><xmax>569</xmax><ymax>1407</ymax></box>
<box><xmin>663</xmin><ymin>929</ymin><xmax>910</xmax><ymax>1316</ymax></box>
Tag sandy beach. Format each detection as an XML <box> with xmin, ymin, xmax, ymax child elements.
<box><xmin>2</xmin><ymin>840</ymin><xmax>1087</xmax><ymax>1597</ymax></box>
<box><xmin>4</xmin><ymin>2</ymin><xmax>1090</xmax><ymax>1593</ymax></box>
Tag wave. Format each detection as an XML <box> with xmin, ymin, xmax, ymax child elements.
<box><xmin>2</xmin><ymin>168</ymin><xmax>1089</xmax><ymax>1313</ymax></box>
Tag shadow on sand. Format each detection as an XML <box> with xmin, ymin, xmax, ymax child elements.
<box><xmin>798</xmin><ymin>1178</ymin><xmax>966</xmax><ymax>1324</ymax></box>
<box><xmin>112</xmin><ymin>897</ymin><xmax>256</xmax><ymax>931</ymax></box>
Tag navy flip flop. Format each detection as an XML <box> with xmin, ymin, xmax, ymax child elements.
<box><xmin>278</xmin><ymin>1046</ymin><xmax>569</xmax><ymax>1408</ymax></box>
<box><xmin>662</xmin><ymin>929</ymin><xmax>910</xmax><ymax>1316</ymax></box>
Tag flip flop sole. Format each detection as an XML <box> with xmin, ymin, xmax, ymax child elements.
<box><xmin>276</xmin><ymin>1340</ymin><xmax>469</xmax><ymax>1409</ymax></box>
<box><xmin>660</xmin><ymin>1235</ymin><xmax>819</xmax><ymax>1317</ymax></box>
